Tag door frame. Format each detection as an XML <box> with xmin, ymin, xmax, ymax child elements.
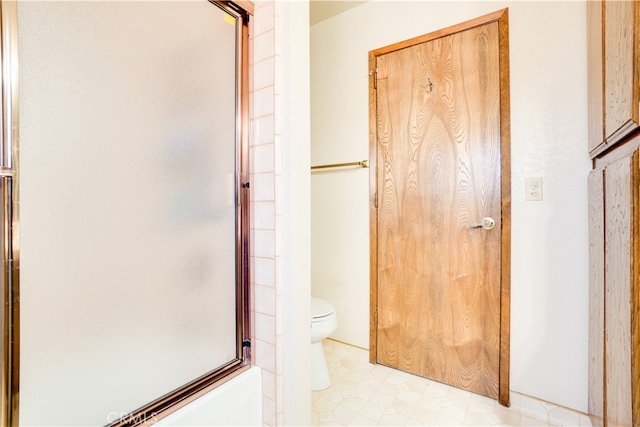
<box><xmin>368</xmin><ymin>8</ymin><xmax>511</xmax><ymax>406</ymax></box>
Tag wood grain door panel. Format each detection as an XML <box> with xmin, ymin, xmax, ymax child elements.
<box><xmin>372</xmin><ymin>16</ymin><xmax>506</xmax><ymax>400</ymax></box>
<box><xmin>604</xmin><ymin>0</ymin><xmax>639</xmax><ymax>146</ymax></box>
<box><xmin>603</xmin><ymin>151</ymin><xmax>639</xmax><ymax>427</ymax></box>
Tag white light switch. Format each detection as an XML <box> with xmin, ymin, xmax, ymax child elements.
<box><xmin>525</xmin><ymin>177</ymin><xmax>543</xmax><ymax>201</ymax></box>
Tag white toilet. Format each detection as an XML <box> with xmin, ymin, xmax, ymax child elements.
<box><xmin>310</xmin><ymin>297</ymin><xmax>338</xmax><ymax>391</ymax></box>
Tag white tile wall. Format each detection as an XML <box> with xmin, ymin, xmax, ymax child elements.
<box><xmin>254</xmin><ymin>58</ymin><xmax>275</xmax><ymax>91</ymax></box>
<box><xmin>252</xmin><ymin>173</ymin><xmax>275</xmax><ymax>201</ymax></box>
<box><xmin>254</xmin><ymin>284</ymin><xmax>275</xmax><ymax>315</ymax></box>
<box><xmin>252</xmin><ymin>144</ymin><xmax>276</xmax><ymax>174</ymax></box>
<box><xmin>250</xmin><ymin>1</ymin><xmax>283</xmax><ymax>425</ymax></box>
<box><xmin>253</xmin><ymin>230</ymin><xmax>276</xmax><ymax>258</ymax></box>
<box><xmin>253</xmin><ymin>115</ymin><xmax>275</xmax><ymax>146</ymax></box>
<box><xmin>253</xmin><ymin>201</ymin><xmax>276</xmax><ymax>230</ymax></box>
<box><xmin>255</xmin><ymin>339</ymin><xmax>276</xmax><ymax>373</ymax></box>
<box><xmin>254</xmin><ymin>257</ymin><xmax>275</xmax><ymax>286</ymax></box>
<box><xmin>253</xmin><ymin>87</ymin><xmax>275</xmax><ymax>118</ymax></box>
<box><xmin>254</xmin><ymin>312</ymin><xmax>276</xmax><ymax>346</ymax></box>
<box><xmin>253</xmin><ymin>29</ymin><xmax>274</xmax><ymax>63</ymax></box>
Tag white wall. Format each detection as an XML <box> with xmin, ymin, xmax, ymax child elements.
<box><xmin>278</xmin><ymin>1</ymin><xmax>313</xmax><ymax>425</ymax></box>
<box><xmin>310</xmin><ymin>0</ymin><xmax>590</xmax><ymax>413</ymax></box>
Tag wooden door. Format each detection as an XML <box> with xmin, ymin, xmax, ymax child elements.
<box><xmin>369</xmin><ymin>10</ymin><xmax>510</xmax><ymax>403</ymax></box>
<box><xmin>603</xmin><ymin>150</ymin><xmax>639</xmax><ymax>427</ymax></box>
<box><xmin>603</xmin><ymin>0</ymin><xmax>639</xmax><ymax>147</ymax></box>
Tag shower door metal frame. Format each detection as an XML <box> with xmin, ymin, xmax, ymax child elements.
<box><xmin>0</xmin><ymin>1</ymin><xmax>19</xmax><ymax>426</ymax></box>
<box><xmin>0</xmin><ymin>1</ymin><xmax>253</xmax><ymax>425</ymax></box>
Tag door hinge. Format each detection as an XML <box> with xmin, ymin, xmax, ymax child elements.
<box><xmin>374</xmin><ymin>191</ymin><xmax>378</xmax><ymax>209</ymax></box>
<box><xmin>370</xmin><ymin>69</ymin><xmax>377</xmax><ymax>89</ymax></box>
<box><xmin>374</xmin><ymin>310</ymin><xmax>378</xmax><ymax>328</ymax></box>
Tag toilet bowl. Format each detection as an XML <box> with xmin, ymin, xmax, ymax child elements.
<box><xmin>310</xmin><ymin>297</ymin><xmax>338</xmax><ymax>391</ymax></box>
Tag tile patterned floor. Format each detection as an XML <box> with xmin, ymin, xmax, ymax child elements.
<box><xmin>312</xmin><ymin>340</ymin><xmax>593</xmax><ymax>426</ymax></box>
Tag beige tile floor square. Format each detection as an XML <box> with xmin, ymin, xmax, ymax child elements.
<box><xmin>312</xmin><ymin>340</ymin><xmax>593</xmax><ymax>427</ymax></box>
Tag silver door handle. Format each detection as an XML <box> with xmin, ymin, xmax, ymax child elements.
<box><xmin>470</xmin><ymin>217</ymin><xmax>495</xmax><ymax>230</ymax></box>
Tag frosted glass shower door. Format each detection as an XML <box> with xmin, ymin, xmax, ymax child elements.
<box><xmin>17</xmin><ymin>2</ymin><xmax>246</xmax><ymax>425</ymax></box>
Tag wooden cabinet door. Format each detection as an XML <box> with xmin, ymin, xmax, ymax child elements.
<box><xmin>603</xmin><ymin>150</ymin><xmax>639</xmax><ymax>427</ymax></box>
<box><xmin>603</xmin><ymin>0</ymin><xmax>639</xmax><ymax>146</ymax></box>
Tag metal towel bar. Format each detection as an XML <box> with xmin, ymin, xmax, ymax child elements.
<box><xmin>310</xmin><ymin>160</ymin><xmax>368</xmax><ymax>171</ymax></box>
